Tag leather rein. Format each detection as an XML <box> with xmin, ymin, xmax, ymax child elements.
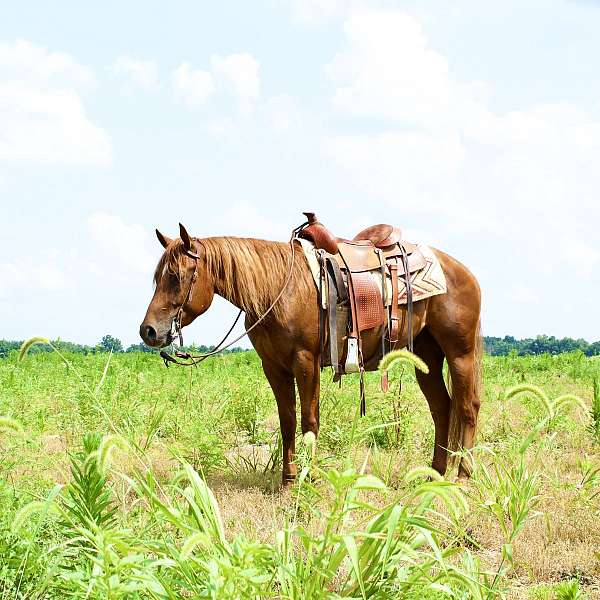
<box><xmin>159</xmin><ymin>222</ymin><xmax>306</xmax><ymax>367</ymax></box>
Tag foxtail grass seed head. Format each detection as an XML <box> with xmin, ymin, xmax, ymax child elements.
<box><xmin>18</xmin><ymin>336</ymin><xmax>50</xmax><ymax>361</ymax></box>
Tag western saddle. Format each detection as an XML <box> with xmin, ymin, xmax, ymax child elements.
<box><xmin>297</xmin><ymin>212</ymin><xmax>426</xmax><ymax>414</ymax></box>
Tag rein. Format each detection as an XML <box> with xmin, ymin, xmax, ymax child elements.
<box><xmin>159</xmin><ymin>222</ymin><xmax>306</xmax><ymax>367</ymax></box>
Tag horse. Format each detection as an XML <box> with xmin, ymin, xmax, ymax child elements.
<box><xmin>140</xmin><ymin>222</ymin><xmax>482</xmax><ymax>483</ymax></box>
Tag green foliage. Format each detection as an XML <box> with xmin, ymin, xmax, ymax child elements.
<box><xmin>124</xmin><ymin>341</ymin><xmax>155</xmax><ymax>353</ymax></box>
<box><xmin>484</xmin><ymin>335</ymin><xmax>600</xmax><ymax>356</ymax></box>
<box><xmin>1</xmin><ymin>337</ymin><xmax>249</xmax><ymax>358</ymax></box>
<box><xmin>1</xmin><ymin>343</ymin><xmax>598</xmax><ymax>597</ymax></box>
<box><xmin>555</xmin><ymin>579</ymin><xmax>588</xmax><ymax>600</ymax></box>
<box><xmin>528</xmin><ymin>580</ymin><xmax>589</xmax><ymax>600</ymax></box>
<box><xmin>5</xmin><ymin>333</ymin><xmax>600</xmax><ymax>359</ymax></box>
<box><xmin>1</xmin><ymin>337</ymin><xmax>98</xmax><ymax>358</ymax></box>
<box><xmin>99</xmin><ymin>334</ymin><xmax>124</xmax><ymax>353</ymax></box>
<box><xmin>63</xmin><ymin>432</ymin><xmax>118</xmax><ymax>530</ymax></box>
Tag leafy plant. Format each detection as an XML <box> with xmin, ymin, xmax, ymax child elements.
<box><xmin>555</xmin><ymin>579</ymin><xmax>587</xmax><ymax>600</ymax></box>
<box><xmin>62</xmin><ymin>432</ymin><xmax>118</xmax><ymax>531</ymax></box>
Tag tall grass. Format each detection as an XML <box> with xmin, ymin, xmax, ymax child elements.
<box><xmin>0</xmin><ymin>340</ymin><xmax>598</xmax><ymax>597</ymax></box>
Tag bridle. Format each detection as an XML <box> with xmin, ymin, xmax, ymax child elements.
<box><xmin>168</xmin><ymin>245</ymin><xmax>201</xmax><ymax>348</ymax></box>
<box><xmin>159</xmin><ymin>221</ymin><xmax>307</xmax><ymax>367</ymax></box>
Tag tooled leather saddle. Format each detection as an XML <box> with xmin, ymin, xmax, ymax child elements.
<box><xmin>297</xmin><ymin>212</ymin><xmax>425</xmax><ymax>414</ymax></box>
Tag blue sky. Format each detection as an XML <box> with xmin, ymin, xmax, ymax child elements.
<box><xmin>1</xmin><ymin>0</ymin><xmax>599</xmax><ymax>347</ymax></box>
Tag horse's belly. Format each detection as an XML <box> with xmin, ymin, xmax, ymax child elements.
<box><xmin>360</xmin><ymin>302</ymin><xmax>428</xmax><ymax>370</ymax></box>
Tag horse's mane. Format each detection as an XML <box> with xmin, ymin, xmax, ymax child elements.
<box><xmin>153</xmin><ymin>237</ymin><xmax>312</xmax><ymax>320</ymax></box>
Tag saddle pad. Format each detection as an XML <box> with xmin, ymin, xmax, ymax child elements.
<box><xmin>297</xmin><ymin>238</ymin><xmax>447</xmax><ymax>307</ymax></box>
<box><xmin>379</xmin><ymin>244</ymin><xmax>447</xmax><ymax>305</ymax></box>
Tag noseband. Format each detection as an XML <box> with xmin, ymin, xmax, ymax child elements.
<box><xmin>159</xmin><ymin>222</ymin><xmax>306</xmax><ymax>367</ymax></box>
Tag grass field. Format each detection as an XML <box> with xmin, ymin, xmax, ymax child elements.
<box><xmin>0</xmin><ymin>347</ymin><xmax>599</xmax><ymax>598</ymax></box>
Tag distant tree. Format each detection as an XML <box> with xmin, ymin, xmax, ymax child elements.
<box><xmin>99</xmin><ymin>335</ymin><xmax>123</xmax><ymax>353</ymax></box>
<box><xmin>483</xmin><ymin>335</ymin><xmax>596</xmax><ymax>356</ymax></box>
<box><xmin>125</xmin><ymin>342</ymin><xmax>154</xmax><ymax>353</ymax></box>
<box><xmin>0</xmin><ymin>340</ymin><xmax>21</xmax><ymax>358</ymax></box>
<box><xmin>586</xmin><ymin>342</ymin><xmax>600</xmax><ymax>357</ymax></box>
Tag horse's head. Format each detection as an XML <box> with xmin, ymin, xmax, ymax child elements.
<box><xmin>139</xmin><ymin>223</ymin><xmax>215</xmax><ymax>348</ymax></box>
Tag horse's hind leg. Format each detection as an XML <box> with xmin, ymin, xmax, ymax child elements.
<box><xmin>446</xmin><ymin>351</ymin><xmax>481</xmax><ymax>478</ymax></box>
<box><xmin>414</xmin><ymin>329</ymin><xmax>452</xmax><ymax>475</ymax></box>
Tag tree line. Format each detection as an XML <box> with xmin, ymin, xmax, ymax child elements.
<box><xmin>0</xmin><ymin>335</ymin><xmax>247</xmax><ymax>359</ymax></box>
<box><xmin>484</xmin><ymin>335</ymin><xmax>600</xmax><ymax>356</ymax></box>
<box><xmin>2</xmin><ymin>334</ymin><xmax>599</xmax><ymax>359</ymax></box>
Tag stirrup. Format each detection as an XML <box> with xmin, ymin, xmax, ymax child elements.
<box><xmin>345</xmin><ymin>337</ymin><xmax>360</xmax><ymax>373</ymax></box>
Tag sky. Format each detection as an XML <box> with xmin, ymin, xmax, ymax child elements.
<box><xmin>1</xmin><ymin>0</ymin><xmax>599</xmax><ymax>348</ymax></box>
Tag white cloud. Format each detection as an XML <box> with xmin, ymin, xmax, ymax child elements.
<box><xmin>0</xmin><ymin>39</ymin><xmax>95</xmax><ymax>87</ymax></box>
<box><xmin>220</xmin><ymin>202</ymin><xmax>289</xmax><ymax>240</ymax></box>
<box><xmin>266</xmin><ymin>94</ymin><xmax>302</xmax><ymax>132</ymax></box>
<box><xmin>211</xmin><ymin>52</ymin><xmax>260</xmax><ymax>106</ymax></box>
<box><xmin>87</xmin><ymin>212</ymin><xmax>155</xmax><ymax>275</ymax></box>
<box><xmin>322</xmin><ymin>130</ymin><xmax>466</xmax><ymax>217</ymax></box>
<box><xmin>0</xmin><ymin>40</ymin><xmax>110</xmax><ymax>166</ymax></box>
<box><xmin>171</xmin><ymin>53</ymin><xmax>260</xmax><ymax>112</ymax></box>
<box><xmin>171</xmin><ymin>62</ymin><xmax>215</xmax><ymax>107</ymax></box>
<box><xmin>112</xmin><ymin>55</ymin><xmax>159</xmax><ymax>89</ymax></box>
<box><xmin>0</xmin><ymin>213</ymin><xmax>156</xmax><ymax>303</ymax></box>
<box><xmin>0</xmin><ymin>214</ymin><xmax>163</xmax><ymax>345</ymax></box>
<box><xmin>205</xmin><ymin>117</ymin><xmax>236</xmax><ymax>140</ymax></box>
<box><xmin>328</xmin><ymin>11</ymin><xmax>453</xmax><ymax>127</ymax></box>
<box><xmin>322</xmin><ymin>8</ymin><xmax>600</xmax><ymax>283</ymax></box>
<box><xmin>0</xmin><ymin>84</ymin><xmax>111</xmax><ymax>166</ymax></box>
<box><xmin>0</xmin><ymin>252</ymin><xmax>67</xmax><ymax>299</ymax></box>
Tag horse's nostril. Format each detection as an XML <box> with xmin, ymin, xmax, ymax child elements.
<box><xmin>145</xmin><ymin>325</ymin><xmax>157</xmax><ymax>342</ymax></box>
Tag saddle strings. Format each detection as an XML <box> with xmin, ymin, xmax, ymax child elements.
<box><xmin>160</xmin><ymin>222</ymin><xmax>307</xmax><ymax>367</ymax></box>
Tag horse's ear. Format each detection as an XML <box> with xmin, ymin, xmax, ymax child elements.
<box><xmin>156</xmin><ymin>229</ymin><xmax>172</xmax><ymax>249</ymax></box>
<box><xmin>179</xmin><ymin>223</ymin><xmax>192</xmax><ymax>251</ymax></box>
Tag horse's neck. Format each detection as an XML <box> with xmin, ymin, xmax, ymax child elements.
<box><xmin>207</xmin><ymin>237</ymin><xmax>290</xmax><ymax>316</ymax></box>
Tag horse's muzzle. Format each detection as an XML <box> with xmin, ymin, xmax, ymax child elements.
<box><xmin>139</xmin><ymin>322</ymin><xmax>171</xmax><ymax>348</ymax></box>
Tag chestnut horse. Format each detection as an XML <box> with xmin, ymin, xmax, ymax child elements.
<box><xmin>140</xmin><ymin>223</ymin><xmax>482</xmax><ymax>483</ymax></box>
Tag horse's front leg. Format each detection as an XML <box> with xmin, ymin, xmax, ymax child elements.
<box><xmin>262</xmin><ymin>360</ymin><xmax>297</xmax><ymax>483</ymax></box>
<box><xmin>293</xmin><ymin>350</ymin><xmax>320</xmax><ymax>438</ymax></box>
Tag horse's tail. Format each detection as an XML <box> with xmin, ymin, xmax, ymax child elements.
<box><xmin>473</xmin><ymin>320</ymin><xmax>484</xmax><ymax>420</ymax></box>
<box><xmin>446</xmin><ymin>320</ymin><xmax>483</xmax><ymax>465</ymax></box>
